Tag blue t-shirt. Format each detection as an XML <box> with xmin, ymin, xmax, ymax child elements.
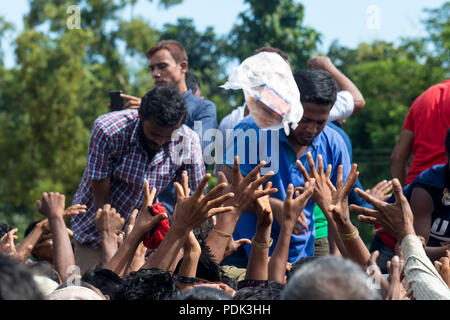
<box><xmin>223</xmin><ymin>116</ymin><xmax>351</xmax><ymax>263</ymax></box>
<box><xmin>402</xmin><ymin>163</ymin><xmax>450</xmax><ymax>246</ymax></box>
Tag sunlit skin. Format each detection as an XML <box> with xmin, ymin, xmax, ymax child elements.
<box><xmin>148</xmin><ymin>49</ymin><xmax>188</xmax><ymax>93</ymax></box>
<box><xmin>287</xmin><ymin>102</ymin><xmax>331</xmax><ymax>158</ymax></box>
<box><xmin>141</xmin><ymin>119</ymin><xmax>183</xmax><ymax>151</ymax></box>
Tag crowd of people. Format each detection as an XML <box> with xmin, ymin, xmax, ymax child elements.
<box><xmin>0</xmin><ymin>39</ymin><xmax>449</xmax><ymax>301</ymax></box>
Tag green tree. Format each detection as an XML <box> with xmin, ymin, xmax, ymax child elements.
<box><xmin>228</xmin><ymin>0</ymin><xmax>321</xmax><ymax>71</ymax></box>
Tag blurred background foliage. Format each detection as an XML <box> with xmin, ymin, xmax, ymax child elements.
<box><xmin>0</xmin><ymin>0</ymin><xmax>448</xmax><ymax>245</ymax></box>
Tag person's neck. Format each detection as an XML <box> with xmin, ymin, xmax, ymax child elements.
<box><xmin>287</xmin><ymin>135</ymin><xmax>309</xmax><ymax>159</ymax></box>
<box><xmin>178</xmin><ymin>83</ymin><xmax>188</xmax><ymax>95</ymax></box>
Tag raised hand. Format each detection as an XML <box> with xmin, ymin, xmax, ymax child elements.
<box><xmin>385</xmin><ymin>255</ymin><xmax>403</xmax><ymax>300</ymax></box>
<box><xmin>64</xmin><ymin>204</ymin><xmax>87</xmax><ymax>218</ymax></box>
<box><xmin>94</xmin><ymin>204</ymin><xmax>125</xmax><ymax>236</ymax></box>
<box><xmin>296</xmin><ymin>152</ymin><xmax>334</xmax><ymax>216</ymax></box>
<box><xmin>0</xmin><ymin>228</ymin><xmax>18</xmax><ymax>259</ymax></box>
<box><xmin>366</xmin><ymin>180</ymin><xmax>393</xmax><ymax>201</ymax></box>
<box><xmin>216</xmin><ymin>156</ymin><xmax>277</xmax><ymax>216</ymax></box>
<box><xmin>327</xmin><ymin>163</ymin><xmax>359</xmax><ymax>226</ymax></box>
<box><xmin>132</xmin><ymin>180</ymin><xmax>166</xmax><ymax>237</ymax></box>
<box><xmin>283</xmin><ymin>182</ymin><xmax>315</xmax><ymax>232</ymax></box>
<box><xmin>173</xmin><ymin>173</ymin><xmax>235</xmax><ymax>230</ymax></box>
<box><xmin>350</xmin><ymin>179</ymin><xmax>415</xmax><ymax>240</ymax></box>
<box><xmin>37</xmin><ymin>192</ymin><xmax>66</xmax><ymax>219</ymax></box>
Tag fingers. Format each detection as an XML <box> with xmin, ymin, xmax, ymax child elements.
<box><xmin>174</xmin><ymin>181</ymin><xmax>185</xmax><ymax>199</ymax></box>
<box><xmin>353</xmin><ymin>187</ymin><xmax>385</xmax><ymax>209</ymax></box>
<box><xmin>205</xmin><ymin>192</ymin><xmax>235</xmax><ymax>209</ymax></box>
<box><xmin>232</xmin><ymin>156</ymin><xmax>242</xmax><ymax>185</ymax></box>
<box><xmin>336</xmin><ymin>165</ymin><xmax>343</xmax><ymax>190</ymax></box>
<box><xmin>357</xmin><ymin>215</ymin><xmax>378</xmax><ymax>225</ymax></box>
<box><xmin>306</xmin><ymin>152</ymin><xmax>318</xmax><ymax>178</ymax></box>
<box><xmin>341</xmin><ymin>164</ymin><xmax>359</xmax><ymax>197</ymax></box>
<box><xmin>298</xmin><ymin>179</ymin><xmax>315</xmax><ymax>200</ymax></box>
<box><xmin>182</xmin><ymin>171</ymin><xmax>190</xmax><ymax>195</ymax></box>
<box><xmin>253</xmin><ymin>187</ymin><xmax>278</xmax><ymax>199</ymax></box>
<box><xmin>434</xmin><ymin>261</ymin><xmax>442</xmax><ymax>273</ymax></box>
<box><xmin>207</xmin><ymin>205</ymin><xmax>235</xmax><ymax>218</ymax></box>
<box><xmin>296</xmin><ymin>160</ymin><xmax>310</xmax><ymax>181</ymax></box>
<box><xmin>143</xmin><ymin>180</ymin><xmax>156</xmax><ymax>206</ymax></box>
<box><xmin>235</xmin><ymin>238</ymin><xmax>252</xmax><ymax>246</ymax></box>
<box><xmin>192</xmin><ymin>174</ymin><xmax>211</xmax><ymax>200</ymax></box>
<box><xmin>203</xmin><ymin>182</ymin><xmax>229</xmax><ymax>203</ymax></box>
<box><xmin>391</xmin><ymin>178</ymin><xmax>406</xmax><ymax>204</ymax></box>
<box><xmin>325</xmin><ymin>164</ymin><xmax>332</xmax><ymax>181</ymax></box>
<box><xmin>368</xmin><ymin>250</ymin><xmax>379</xmax><ymax>267</ymax></box>
<box><xmin>317</xmin><ymin>154</ymin><xmax>325</xmax><ymax>176</ymax></box>
<box><xmin>244</xmin><ymin>160</ymin><xmax>267</xmax><ymax>184</ymax></box>
<box><xmin>217</xmin><ymin>171</ymin><xmax>228</xmax><ymax>185</ymax></box>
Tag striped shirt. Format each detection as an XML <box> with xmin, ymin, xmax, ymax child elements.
<box><xmin>402</xmin><ymin>234</ymin><xmax>450</xmax><ymax>300</ymax></box>
<box><xmin>71</xmin><ymin>109</ymin><xmax>205</xmax><ymax>248</ymax></box>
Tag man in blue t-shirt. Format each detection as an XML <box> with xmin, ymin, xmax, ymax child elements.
<box><xmin>221</xmin><ymin>69</ymin><xmax>351</xmax><ymax>266</ymax></box>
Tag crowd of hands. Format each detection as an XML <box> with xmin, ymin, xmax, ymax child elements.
<box><xmin>1</xmin><ymin>154</ymin><xmax>449</xmax><ymax>300</ymax></box>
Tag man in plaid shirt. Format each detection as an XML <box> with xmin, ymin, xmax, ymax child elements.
<box><xmin>72</xmin><ymin>85</ymin><xmax>205</xmax><ymax>273</ymax></box>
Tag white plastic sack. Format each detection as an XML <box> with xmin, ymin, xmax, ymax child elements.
<box><xmin>221</xmin><ymin>52</ymin><xmax>303</xmax><ymax>135</ymax></box>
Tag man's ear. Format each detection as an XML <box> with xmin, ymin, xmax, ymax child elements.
<box><xmin>179</xmin><ymin>60</ymin><xmax>188</xmax><ymax>73</ymax></box>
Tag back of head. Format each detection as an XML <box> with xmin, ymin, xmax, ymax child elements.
<box><xmin>255</xmin><ymin>46</ymin><xmax>290</xmax><ymax>65</ymax></box>
<box><xmin>286</xmin><ymin>256</ymin><xmax>318</xmax><ymax>282</ymax></box>
<box><xmin>116</xmin><ymin>268</ymin><xmax>180</xmax><ymax>300</ymax></box>
<box><xmin>139</xmin><ymin>85</ymin><xmax>188</xmax><ymax>126</ymax></box>
<box><xmin>281</xmin><ymin>256</ymin><xmax>381</xmax><ymax>300</ymax></box>
<box><xmin>0</xmin><ymin>254</ymin><xmax>44</xmax><ymax>300</ymax></box>
<box><xmin>185</xmin><ymin>70</ymin><xmax>201</xmax><ymax>93</ymax></box>
<box><xmin>293</xmin><ymin>69</ymin><xmax>337</xmax><ymax>107</ymax></box>
<box><xmin>81</xmin><ymin>265</ymin><xmax>123</xmax><ymax>300</ymax></box>
<box><xmin>147</xmin><ymin>39</ymin><xmax>188</xmax><ymax>64</ymax></box>
<box><xmin>233</xmin><ymin>281</ymin><xmax>284</xmax><ymax>300</ymax></box>
<box><xmin>177</xmin><ymin>286</ymin><xmax>232</xmax><ymax>300</ymax></box>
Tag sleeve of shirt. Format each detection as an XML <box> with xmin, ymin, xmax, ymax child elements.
<box><xmin>195</xmin><ymin>99</ymin><xmax>218</xmax><ymax>152</ymax></box>
<box><xmin>328</xmin><ymin>131</ymin><xmax>352</xmax><ymax>187</ymax></box>
<box><xmin>85</xmin><ymin>119</ymin><xmax>113</xmax><ymax>181</ymax></box>
<box><xmin>402</xmin><ymin>104</ymin><xmax>415</xmax><ymax>131</ymax></box>
<box><xmin>401</xmin><ymin>234</ymin><xmax>450</xmax><ymax>300</ymax></box>
<box><xmin>328</xmin><ymin>91</ymin><xmax>355</xmax><ymax>122</ymax></box>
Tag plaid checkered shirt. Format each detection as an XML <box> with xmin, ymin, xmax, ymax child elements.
<box><xmin>71</xmin><ymin>109</ymin><xmax>205</xmax><ymax>248</ymax></box>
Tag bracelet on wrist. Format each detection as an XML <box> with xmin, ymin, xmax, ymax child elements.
<box><xmin>251</xmin><ymin>236</ymin><xmax>273</xmax><ymax>248</ymax></box>
<box><xmin>213</xmin><ymin>228</ymin><xmax>232</xmax><ymax>238</ymax></box>
<box><xmin>339</xmin><ymin>229</ymin><xmax>359</xmax><ymax>241</ymax></box>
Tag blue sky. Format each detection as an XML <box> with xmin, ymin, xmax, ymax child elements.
<box><xmin>0</xmin><ymin>0</ymin><xmax>446</xmax><ymax>67</ymax></box>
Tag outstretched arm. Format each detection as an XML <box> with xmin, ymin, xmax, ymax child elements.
<box><xmin>308</xmin><ymin>56</ymin><xmax>365</xmax><ymax>113</ymax></box>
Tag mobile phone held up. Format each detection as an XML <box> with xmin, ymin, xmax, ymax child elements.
<box><xmin>109</xmin><ymin>90</ymin><xmax>124</xmax><ymax>111</ymax></box>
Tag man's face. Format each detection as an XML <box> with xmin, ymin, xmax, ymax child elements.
<box><xmin>290</xmin><ymin>102</ymin><xmax>331</xmax><ymax>147</ymax></box>
<box><xmin>149</xmin><ymin>49</ymin><xmax>186</xmax><ymax>87</ymax></box>
<box><xmin>139</xmin><ymin>119</ymin><xmax>182</xmax><ymax>152</ymax></box>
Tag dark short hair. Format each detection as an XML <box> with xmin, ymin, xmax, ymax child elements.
<box><xmin>255</xmin><ymin>46</ymin><xmax>290</xmax><ymax>63</ymax></box>
<box><xmin>233</xmin><ymin>280</ymin><xmax>284</xmax><ymax>300</ymax></box>
<box><xmin>293</xmin><ymin>69</ymin><xmax>337</xmax><ymax>107</ymax></box>
<box><xmin>82</xmin><ymin>265</ymin><xmax>123</xmax><ymax>300</ymax></box>
<box><xmin>115</xmin><ymin>268</ymin><xmax>181</xmax><ymax>300</ymax></box>
<box><xmin>27</xmin><ymin>261</ymin><xmax>61</xmax><ymax>285</ymax></box>
<box><xmin>139</xmin><ymin>85</ymin><xmax>188</xmax><ymax>127</ymax></box>
<box><xmin>185</xmin><ymin>71</ymin><xmax>200</xmax><ymax>92</ymax></box>
<box><xmin>147</xmin><ymin>40</ymin><xmax>188</xmax><ymax>64</ymax></box>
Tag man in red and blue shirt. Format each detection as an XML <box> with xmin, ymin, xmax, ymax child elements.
<box><xmin>72</xmin><ymin>85</ymin><xmax>205</xmax><ymax>273</ymax></box>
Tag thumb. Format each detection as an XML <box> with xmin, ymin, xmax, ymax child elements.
<box><xmin>235</xmin><ymin>238</ymin><xmax>251</xmax><ymax>246</ymax></box>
